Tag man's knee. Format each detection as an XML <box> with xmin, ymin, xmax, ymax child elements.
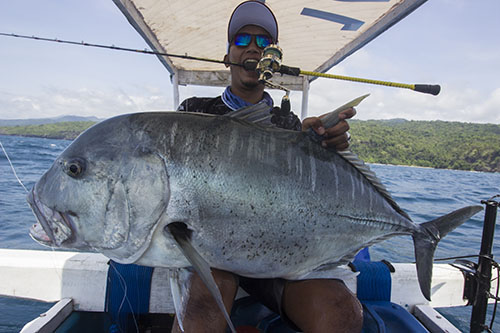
<box><xmin>283</xmin><ymin>279</ymin><xmax>363</xmax><ymax>332</ymax></box>
<box><xmin>172</xmin><ymin>269</ymin><xmax>239</xmax><ymax>333</ymax></box>
<box><xmin>186</xmin><ymin>269</ymin><xmax>238</xmax><ymax>312</ymax></box>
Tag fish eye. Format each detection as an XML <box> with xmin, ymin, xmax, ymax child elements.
<box><xmin>65</xmin><ymin>158</ymin><xmax>86</xmax><ymax>178</ymax></box>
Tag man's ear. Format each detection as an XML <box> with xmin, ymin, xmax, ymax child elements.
<box><xmin>223</xmin><ymin>54</ymin><xmax>230</xmax><ymax>68</ymax></box>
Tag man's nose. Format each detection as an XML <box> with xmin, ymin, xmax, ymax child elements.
<box><xmin>245</xmin><ymin>39</ymin><xmax>262</xmax><ymax>54</ymax></box>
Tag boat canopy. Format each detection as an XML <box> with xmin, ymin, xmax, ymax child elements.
<box><xmin>112</xmin><ymin>0</ymin><xmax>427</xmax><ymax>113</ymax></box>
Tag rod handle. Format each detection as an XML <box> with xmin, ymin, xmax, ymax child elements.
<box><xmin>414</xmin><ymin>84</ymin><xmax>441</xmax><ymax>96</ymax></box>
<box><xmin>279</xmin><ymin>65</ymin><xmax>301</xmax><ymax>76</ymax></box>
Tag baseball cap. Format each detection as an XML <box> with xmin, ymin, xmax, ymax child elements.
<box><xmin>228</xmin><ymin>1</ymin><xmax>278</xmax><ymax>44</ymax></box>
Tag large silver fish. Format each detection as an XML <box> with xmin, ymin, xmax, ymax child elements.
<box><xmin>27</xmin><ymin>105</ymin><xmax>481</xmax><ymax>330</ymax></box>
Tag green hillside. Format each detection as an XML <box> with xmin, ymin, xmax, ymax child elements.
<box><xmin>349</xmin><ymin>119</ymin><xmax>500</xmax><ymax>172</ymax></box>
<box><xmin>1</xmin><ymin>119</ymin><xmax>499</xmax><ymax>172</ymax></box>
<box><xmin>0</xmin><ymin>121</ymin><xmax>96</xmax><ymax>140</ymax></box>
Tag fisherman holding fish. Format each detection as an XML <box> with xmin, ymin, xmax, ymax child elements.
<box><xmin>26</xmin><ymin>1</ymin><xmax>482</xmax><ymax>330</ymax></box>
<box><xmin>175</xmin><ymin>1</ymin><xmax>362</xmax><ymax>332</ymax></box>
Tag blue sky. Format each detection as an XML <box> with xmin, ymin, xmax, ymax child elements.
<box><xmin>0</xmin><ymin>0</ymin><xmax>499</xmax><ymax>123</ymax></box>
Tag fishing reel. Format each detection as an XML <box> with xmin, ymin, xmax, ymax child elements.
<box><xmin>242</xmin><ymin>45</ymin><xmax>291</xmax><ymax>116</ymax></box>
<box><xmin>255</xmin><ymin>45</ymin><xmax>291</xmax><ymax>115</ymax></box>
<box><xmin>256</xmin><ymin>44</ymin><xmax>283</xmax><ymax>82</ymax></box>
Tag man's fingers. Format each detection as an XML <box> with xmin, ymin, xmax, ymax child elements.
<box><xmin>324</xmin><ymin>120</ymin><xmax>350</xmax><ymax>138</ymax></box>
<box><xmin>302</xmin><ymin>117</ymin><xmax>325</xmax><ymax>135</ymax></box>
<box><xmin>322</xmin><ymin>132</ymin><xmax>350</xmax><ymax>150</ymax></box>
<box><xmin>304</xmin><ymin>110</ymin><xmax>354</xmax><ymax>150</ymax></box>
<box><xmin>338</xmin><ymin>107</ymin><xmax>356</xmax><ymax>120</ymax></box>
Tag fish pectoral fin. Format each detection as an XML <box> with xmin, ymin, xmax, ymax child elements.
<box><xmin>165</xmin><ymin>222</ymin><xmax>236</xmax><ymax>333</ymax></box>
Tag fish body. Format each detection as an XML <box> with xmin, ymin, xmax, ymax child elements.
<box><xmin>28</xmin><ymin>111</ymin><xmax>482</xmax><ymax>300</ymax></box>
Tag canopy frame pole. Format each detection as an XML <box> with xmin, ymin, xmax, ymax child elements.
<box><xmin>172</xmin><ymin>71</ymin><xmax>180</xmax><ymax>110</ymax></box>
<box><xmin>301</xmin><ymin>77</ymin><xmax>310</xmax><ymax>120</ymax></box>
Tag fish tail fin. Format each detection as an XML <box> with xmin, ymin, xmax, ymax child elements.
<box><xmin>413</xmin><ymin>205</ymin><xmax>483</xmax><ymax>300</ymax></box>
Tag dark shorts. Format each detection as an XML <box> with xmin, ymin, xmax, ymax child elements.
<box><xmin>238</xmin><ymin>276</ymin><xmax>300</xmax><ymax>331</ymax></box>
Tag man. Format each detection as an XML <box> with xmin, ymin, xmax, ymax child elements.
<box><xmin>174</xmin><ymin>2</ymin><xmax>363</xmax><ymax>332</ymax></box>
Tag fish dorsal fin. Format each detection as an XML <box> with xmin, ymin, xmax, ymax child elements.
<box><xmin>226</xmin><ymin>102</ymin><xmax>273</xmax><ymax>125</ymax></box>
<box><xmin>306</xmin><ymin>94</ymin><xmax>410</xmax><ymax>220</ymax></box>
<box><xmin>337</xmin><ymin>150</ymin><xmax>412</xmax><ymax>220</ymax></box>
<box><xmin>165</xmin><ymin>222</ymin><xmax>236</xmax><ymax>333</ymax></box>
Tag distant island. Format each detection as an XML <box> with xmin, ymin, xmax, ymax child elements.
<box><xmin>0</xmin><ymin>121</ymin><xmax>96</xmax><ymax>140</ymax></box>
<box><xmin>0</xmin><ymin>118</ymin><xmax>499</xmax><ymax>173</ymax></box>
<box><xmin>348</xmin><ymin>119</ymin><xmax>499</xmax><ymax>173</ymax></box>
<box><xmin>0</xmin><ymin>115</ymin><xmax>101</xmax><ymax>127</ymax></box>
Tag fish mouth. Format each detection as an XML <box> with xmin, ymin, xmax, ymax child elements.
<box><xmin>27</xmin><ymin>188</ymin><xmax>75</xmax><ymax>247</ymax></box>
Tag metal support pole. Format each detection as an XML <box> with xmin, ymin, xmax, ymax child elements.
<box><xmin>172</xmin><ymin>71</ymin><xmax>180</xmax><ymax>110</ymax></box>
<box><xmin>300</xmin><ymin>77</ymin><xmax>310</xmax><ymax>120</ymax></box>
<box><xmin>471</xmin><ymin>197</ymin><xmax>499</xmax><ymax>333</ymax></box>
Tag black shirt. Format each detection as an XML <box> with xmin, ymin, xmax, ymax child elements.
<box><xmin>178</xmin><ymin>96</ymin><xmax>302</xmax><ymax>131</ymax></box>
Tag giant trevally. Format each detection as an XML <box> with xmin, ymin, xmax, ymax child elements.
<box><xmin>27</xmin><ymin>102</ymin><xmax>482</xmax><ymax>331</ymax></box>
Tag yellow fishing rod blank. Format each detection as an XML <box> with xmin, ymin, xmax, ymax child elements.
<box><xmin>300</xmin><ymin>70</ymin><xmax>441</xmax><ymax>96</ymax></box>
<box><xmin>279</xmin><ymin>65</ymin><xmax>441</xmax><ymax>96</ymax></box>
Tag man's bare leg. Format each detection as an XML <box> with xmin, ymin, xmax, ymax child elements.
<box><xmin>283</xmin><ymin>279</ymin><xmax>363</xmax><ymax>333</ymax></box>
<box><xmin>171</xmin><ymin>269</ymin><xmax>238</xmax><ymax>333</ymax></box>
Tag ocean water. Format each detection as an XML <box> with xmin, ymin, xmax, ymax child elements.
<box><xmin>0</xmin><ymin>134</ymin><xmax>499</xmax><ymax>332</ymax></box>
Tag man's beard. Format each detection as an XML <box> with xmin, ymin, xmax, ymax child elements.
<box><xmin>242</xmin><ymin>79</ymin><xmax>260</xmax><ymax>89</ymax></box>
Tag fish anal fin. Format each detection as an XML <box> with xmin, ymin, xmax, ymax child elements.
<box><xmin>165</xmin><ymin>222</ymin><xmax>237</xmax><ymax>333</ymax></box>
<box><xmin>169</xmin><ymin>268</ymin><xmax>193</xmax><ymax>332</ymax></box>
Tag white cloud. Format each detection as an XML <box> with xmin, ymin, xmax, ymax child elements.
<box><xmin>282</xmin><ymin>68</ymin><xmax>500</xmax><ymax>124</ymax></box>
<box><xmin>0</xmin><ymin>85</ymin><xmax>174</xmax><ymax>120</ymax></box>
<box><xmin>1</xmin><ymin>64</ymin><xmax>499</xmax><ymax>125</ymax></box>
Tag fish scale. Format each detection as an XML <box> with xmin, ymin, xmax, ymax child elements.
<box><xmin>152</xmin><ymin>114</ymin><xmax>417</xmax><ymax>273</ymax></box>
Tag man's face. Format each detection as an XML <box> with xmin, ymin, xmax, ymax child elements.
<box><xmin>225</xmin><ymin>25</ymin><xmax>271</xmax><ymax>92</ymax></box>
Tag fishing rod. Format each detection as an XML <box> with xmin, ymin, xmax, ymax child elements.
<box><xmin>250</xmin><ymin>44</ymin><xmax>441</xmax><ymax>96</ymax></box>
<box><xmin>0</xmin><ymin>32</ymin><xmax>440</xmax><ymax>95</ymax></box>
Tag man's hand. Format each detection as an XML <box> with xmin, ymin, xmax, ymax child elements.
<box><xmin>302</xmin><ymin>107</ymin><xmax>356</xmax><ymax>151</ymax></box>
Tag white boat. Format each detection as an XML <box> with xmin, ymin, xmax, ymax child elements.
<box><xmin>1</xmin><ymin>248</ymin><xmax>497</xmax><ymax>332</ymax></box>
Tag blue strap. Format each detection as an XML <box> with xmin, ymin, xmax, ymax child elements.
<box><xmin>351</xmin><ymin>261</ymin><xmax>392</xmax><ymax>302</ymax></box>
<box><xmin>105</xmin><ymin>262</ymin><xmax>154</xmax><ymax>332</ymax></box>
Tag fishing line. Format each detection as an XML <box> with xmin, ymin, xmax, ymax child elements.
<box><xmin>433</xmin><ymin>254</ymin><xmax>483</xmax><ymax>261</ymax></box>
<box><xmin>48</xmin><ymin>247</ymin><xmax>64</xmax><ymax>283</ymax></box>
<box><xmin>437</xmin><ymin>253</ymin><xmax>499</xmax><ymax>331</ymax></box>
<box><xmin>488</xmin><ymin>261</ymin><xmax>499</xmax><ymax>331</ymax></box>
<box><xmin>1</xmin><ymin>140</ymin><xmax>66</xmax><ymax>284</ymax></box>
<box><xmin>0</xmin><ymin>140</ymin><xmax>28</xmax><ymax>192</ymax></box>
<box><xmin>109</xmin><ymin>261</ymin><xmax>140</xmax><ymax>333</ymax></box>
